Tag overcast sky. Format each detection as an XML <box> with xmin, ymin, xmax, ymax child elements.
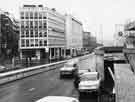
<box><xmin>1</xmin><ymin>0</ymin><xmax>135</xmax><ymax>43</ymax></box>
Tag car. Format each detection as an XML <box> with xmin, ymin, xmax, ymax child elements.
<box><xmin>78</xmin><ymin>72</ymin><xmax>101</xmax><ymax>96</ymax></box>
<box><xmin>66</xmin><ymin>55</ymin><xmax>72</xmax><ymax>59</ymax></box>
<box><xmin>36</xmin><ymin>96</ymin><xmax>79</xmax><ymax>102</ymax></box>
<box><xmin>74</xmin><ymin>69</ymin><xmax>91</xmax><ymax>88</ymax></box>
<box><xmin>0</xmin><ymin>65</ymin><xmax>6</xmax><ymax>72</ymax></box>
<box><xmin>59</xmin><ymin>60</ymin><xmax>79</xmax><ymax>78</ymax></box>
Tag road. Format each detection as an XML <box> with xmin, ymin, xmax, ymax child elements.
<box><xmin>0</xmin><ymin>54</ymin><xmax>97</xmax><ymax>102</ymax></box>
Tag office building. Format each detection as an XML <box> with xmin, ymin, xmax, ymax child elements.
<box><xmin>65</xmin><ymin>14</ymin><xmax>83</xmax><ymax>56</ymax></box>
<box><xmin>19</xmin><ymin>5</ymin><xmax>66</xmax><ymax>60</ymax></box>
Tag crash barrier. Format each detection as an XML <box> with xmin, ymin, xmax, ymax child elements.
<box><xmin>0</xmin><ymin>54</ymin><xmax>92</xmax><ymax>85</ymax></box>
<box><xmin>79</xmin><ymin>53</ymin><xmax>93</xmax><ymax>61</ymax></box>
<box><xmin>0</xmin><ymin>60</ymin><xmax>66</xmax><ymax>85</ymax></box>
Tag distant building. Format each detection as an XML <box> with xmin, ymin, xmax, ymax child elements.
<box><xmin>19</xmin><ymin>5</ymin><xmax>66</xmax><ymax>60</ymax></box>
<box><xmin>83</xmin><ymin>31</ymin><xmax>91</xmax><ymax>50</ymax></box>
<box><xmin>0</xmin><ymin>10</ymin><xmax>19</xmax><ymax>57</ymax></box>
<box><xmin>65</xmin><ymin>14</ymin><xmax>83</xmax><ymax>56</ymax></box>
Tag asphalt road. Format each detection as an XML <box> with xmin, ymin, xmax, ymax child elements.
<box><xmin>0</xmin><ymin>54</ymin><xmax>97</xmax><ymax>102</ymax></box>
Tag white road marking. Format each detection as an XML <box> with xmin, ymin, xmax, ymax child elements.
<box><xmin>29</xmin><ymin>88</ymin><xmax>35</xmax><ymax>91</ymax></box>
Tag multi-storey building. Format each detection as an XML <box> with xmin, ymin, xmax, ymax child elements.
<box><xmin>19</xmin><ymin>5</ymin><xmax>66</xmax><ymax>60</ymax></box>
<box><xmin>0</xmin><ymin>10</ymin><xmax>19</xmax><ymax>57</ymax></box>
<box><xmin>83</xmin><ymin>31</ymin><xmax>91</xmax><ymax>50</ymax></box>
<box><xmin>65</xmin><ymin>14</ymin><xmax>83</xmax><ymax>56</ymax></box>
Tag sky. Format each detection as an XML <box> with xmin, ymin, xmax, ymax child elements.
<box><xmin>1</xmin><ymin>0</ymin><xmax>135</xmax><ymax>43</ymax></box>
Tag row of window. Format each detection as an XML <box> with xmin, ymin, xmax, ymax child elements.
<box><xmin>21</xmin><ymin>31</ymin><xmax>47</xmax><ymax>37</ymax></box>
<box><xmin>21</xmin><ymin>39</ymin><xmax>47</xmax><ymax>47</ymax></box>
<box><xmin>21</xmin><ymin>21</ymin><xmax>46</xmax><ymax>27</ymax></box>
<box><xmin>21</xmin><ymin>26</ymin><xmax>47</xmax><ymax>29</ymax></box>
<box><xmin>21</xmin><ymin>12</ymin><xmax>47</xmax><ymax>19</ymax></box>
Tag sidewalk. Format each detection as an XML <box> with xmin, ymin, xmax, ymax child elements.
<box><xmin>115</xmin><ymin>64</ymin><xmax>135</xmax><ymax>102</ymax></box>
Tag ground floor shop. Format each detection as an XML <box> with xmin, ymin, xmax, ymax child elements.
<box><xmin>20</xmin><ymin>47</ymin><xmax>66</xmax><ymax>61</ymax></box>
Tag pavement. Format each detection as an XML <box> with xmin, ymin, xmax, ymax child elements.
<box><xmin>115</xmin><ymin>64</ymin><xmax>135</xmax><ymax>102</ymax></box>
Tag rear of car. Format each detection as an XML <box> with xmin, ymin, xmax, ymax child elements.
<box><xmin>60</xmin><ymin>61</ymin><xmax>78</xmax><ymax>78</ymax></box>
<box><xmin>78</xmin><ymin>72</ymin><xmax>101</xmax><ymax>95</ymax></box>
<box><xmin>36</xmin><ymin>96</ymin><xmax>79</xmax><ymax>102</ymax></box>
<box><xmin>0</xmin><ymin>65</ymin><xmax>6</xmax><ymax>72</ymax></box>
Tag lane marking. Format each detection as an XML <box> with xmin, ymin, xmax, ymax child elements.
<box><xmin>29</xmin><ymin>88</ymin><xmax>35</xmax><ymax>91</ymax></box>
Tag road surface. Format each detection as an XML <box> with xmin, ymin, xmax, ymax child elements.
<box><xmin>0</xmin><ymin>54</ymin><xmax>97</xmax><ymax>102</ymax></box>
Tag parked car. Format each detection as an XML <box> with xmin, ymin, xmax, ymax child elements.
<box><xmin>36</xmin><ymin>96</ymin><xmax>79</xmax><ymax>102</ymax></box>
<box><xmin>0</xmin><ymin>65</ymin><xmax>6</xmax><ymax>72</ymax></box>
<box><xmin>59</xmin><ymin>60</ymin><xmax>79</xmax><ymax>78</ymax></box>
<box><xmin>66</xmin><ymin>55</ymin><xmax>72</xmax><ymax>60</ymax></box>
<box><xmin>78</xmin><ymin>72</ymin><xmax>101</xmax><ymax>96</ymax></box>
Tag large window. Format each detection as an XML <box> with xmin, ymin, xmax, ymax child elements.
<box><xmin>21</xmin><ymin>30</ymin><xmax>25</xmax><ymax>37</ymax></box>
<box><xmin>39</xmin><ymin>12</ymin><xmax>42</xmax><ymax>19</ymax></box>
<box><xmin>34</xmin><ymin>12</ymin><xmax>38</xmax><ymax>19</ymax></box>
<box><xmin>43</xmin><ymin>21</ymin><xmax>46</xmax><ymax>29</ymax></box>
<box><xmin>25</xmin><ymin>12</ymin><xmax>29</xmax><ymax>19</ymax></box>
<box><xmin>39</xmin><ymin>40</ymin><xmax>43</xmax><ymax>46</ymax></box>
<box><xmin>35</xmin><ymin>31</ymin><xmax>38</xmax><ymax>37</ymax></box>
<box><xmin>30</xmin><ymin>21</ymin><xmax>33</xmax><ymax>26</ymax></box>
<box><xmin>26</xmin><ymin>39</ymin><xmax>29</xmax><ymax>47</ymax></box>
<box><xmin>44</xmin><ymin>32</ymin><xmax>47</xmax><ymax>37</ymax></box>
<box><xmin>35</xmin><ymin>39</ymin><xmax>38</xmax><ymax>46</ymax></box>
<box><xmin>34</xmin><ymin>21</ymin><xmax>38</xmax><ymax>28</ymax></box>
<box><xmin>30</xmin><ymin>39</ymin><xmax>34</xmax><ymax>47</ymax></box>
<box><xmin>43</xmin><ymin>12</ymin><xmax>46</xmax><ymax>19</ymax></box>
<box><xmin>21</xmin><ymin>21</ymin><xmax>24</xmax><ymax>28</ymax></box>
<box><xmin>21</xmin><ymin>39</ymin><xmax>25</xmax><ymax>47</ymax></box>
<box><xmin>21</xmin><ymin>12</ymin><xmax>24</xmax><ymax>19</ymax></box>
<box><xmin>30</xmin><ymin>12</ymin><xmax>33</xmax><ymax>19</ymax></box>
<box><xmin>30</xmin><ymin>30</ymin><xmax>34</xmax><ymax>37</ymax></box>
<box><xmin>26</xmin><ymin>30</ymin><xmax>29</xmax><ymax>37</ymax></box>
<box><xmin>39</xmin><ymin>21</ymin><xmax>42</xmax><ymax>28</ymax></box>
<box><xmin>26</xmin><ymin>21</ymin><xmax>29</xmax><ymax>28</ymax></box>
<box><xmin>39</xmin><ymin>32</ymin><xmax>42</xmax><ymax>37</ymax></box>
<box><xmin>44</xmin><ymin>40</ymin><xmax>47</xmax><ymax>46</ymax></box>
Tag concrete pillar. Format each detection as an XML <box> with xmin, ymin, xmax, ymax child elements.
<box><xmin>63</xmin><ymin>49</ymin><xmax>66</xmax><ymax>58</ymax></box>
<box><xmin>36</xmin><ymin>50</ymin><xmax>40</xmax><ymax>60</ymax></box>
<box><xmin>57</xmin><ymin>48</ymin><xmax>59</xmax><ymax>58</ymax></box>
<box><xmin>95</xmin><ymin>49</ymin><xmax>104</xmax><ymax>81</ymax></box>
<box><xmin>54</xmin><ymin>48</ymin><xmax>56</xmax><ymax>59</ymax></box>
<box><xmin>49</xmin><ymin>48</ymin><xmax>51</xmax><ymax>60</ymax></box>
<box><xmin>20</xmin><ymin>50</ymin><xmax>23</xmax><ymax>59</ymax></box>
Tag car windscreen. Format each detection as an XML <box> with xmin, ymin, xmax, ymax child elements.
<box><xmin>64</xmin><ymin>63</ymin><xmax>74</xmax><ymax>67</ymax></box>
<box><xmin>80</xmin><ymin>75</ymin><xmax>97</xmax><ymax>81</ymax></box>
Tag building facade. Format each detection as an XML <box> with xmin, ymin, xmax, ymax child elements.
<box><xmin>0</xmin><ymin>10</ymin><xmax>19</xmax><ymax>57</ymax></box>
<box><xmin>19</xmin><ymin>5</ymin><xmax>66</xmax><ymax>60</ymax></box>
<box><xmin>83</xmin><ymin>31</ymin><xmax>91</xmax><ymax>50</ymax></box>
<box><xmin>65</xmin><ymin>14</ymin><xmax>83</xmax><ymax>56</ymax></box>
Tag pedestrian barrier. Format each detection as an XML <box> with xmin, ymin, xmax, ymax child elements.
<box><xmin>0</xmin><ymin>60</ymin><xmax>66</xmax><ymax>85</ymax></box>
